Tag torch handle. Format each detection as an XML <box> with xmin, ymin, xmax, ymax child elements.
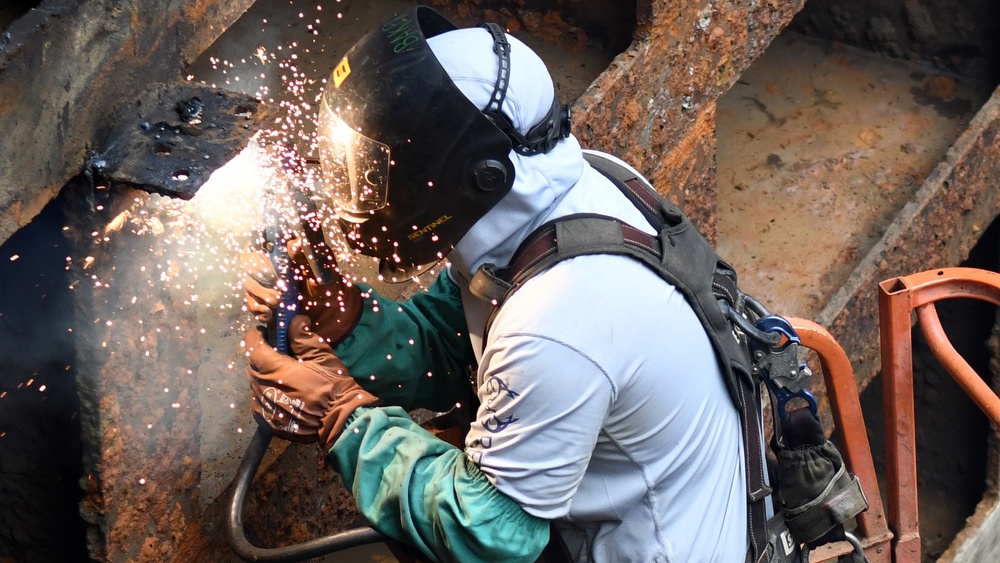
<box><xmin>264</xmin><ymin>224</ymin><xmax>298</xmax><ymax>355</ymax></box>
<box><xmin>225</xmin><ymin>181</ymin><xmax>425</xmax><ymax>562</ymax></box>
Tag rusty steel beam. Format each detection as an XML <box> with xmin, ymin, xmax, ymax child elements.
<box><xmin>878</xmin><ymin>267</ymin><xmax>1000</xmax><ymax>563</ymax></box>
<box><xmin>572</xmin><ymin>0</ymin><xmax>808</xmax><ymax>242</ymax></box>
<box><xmin>815</xmin><ymin>88</ymin><xmax>1000</xmax><ymax>396</ymax></box>
<box><xmin>0</xmin><ymin>0</ymin><xmax>256</xmax><ymax>246</ymax></box>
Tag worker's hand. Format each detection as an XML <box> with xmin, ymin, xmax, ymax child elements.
<box><xmin>245</xmin><ymin>314</ymin><xmax>381</xmax><ymax>449</ymax></box>
<box><xmin>242</xmin><ymin>239</ymin><xmax>363</xmax><ymax>346</ymax></box>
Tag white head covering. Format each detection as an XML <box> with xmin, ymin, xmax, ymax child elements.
<box><xmin>427</xmin><ymin>28</ymin><xmax>586</xmax><ymax>279</ymax></box>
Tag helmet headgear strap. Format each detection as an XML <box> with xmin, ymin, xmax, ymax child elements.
<box><xmin>480</xmin><ymin>22</ymin><xmax>571</xmax><ymax>156</ymax></box>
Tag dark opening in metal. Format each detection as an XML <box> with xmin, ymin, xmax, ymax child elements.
<box><xmin>0</xmin><ymin>192</ymin><xmax>88</xmax><ymax>562</ymax></box>
<box><xmin>0</xmin><ymin>0</ymin><xmax>40</xmax><ymax>33</ymax></box>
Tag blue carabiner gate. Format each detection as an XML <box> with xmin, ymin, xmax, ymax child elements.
<box><xmin>750</xmin><ymin>315</ymin><xmax>817</xmax><ymax>420</ymax></box>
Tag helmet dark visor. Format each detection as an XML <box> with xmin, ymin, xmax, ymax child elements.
<box><xmin>317</xmin><ymin>6</ymin><xmax>515</xmax><ymax>278</ymax></box>
<box><xmin>317</xmin><ymin>106</ymin><xmax>391</xmax><ymax>216</ymax></box>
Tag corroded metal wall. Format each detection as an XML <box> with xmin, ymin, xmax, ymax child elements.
<box><xmin>0</xmin><ymin>0</ymin><xmax>256</xmax><ymax>246</ymax></box>
<box><xmin>791</xmin><ymin>0</ymin><xmax>1000</xmax><ymax>80</ymax></box>
<box><xmin>573</xmin><ymin>0</ymin><xmax>808</xmax><ymax>242</ymax></box>
<box><xmin>60</xmin><ymin>178</ymin><xmax>243</xmax><ymax>561</ymax></box>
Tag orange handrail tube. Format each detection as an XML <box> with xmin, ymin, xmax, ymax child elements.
<box><xmin>878</xmin><ymin>267</ymin><xmax>1000</xmax><ymax>563</ymax></box>
<box><xmin>788</xmin><ymin>318</ymin><xmax>893</xmax><ymax>562</ymax></box>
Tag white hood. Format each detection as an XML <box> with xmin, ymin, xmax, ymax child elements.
<box><xmin>428</xmin><ymin>29</ymin><xmax>651</xmax><ymax>281</ymax></box>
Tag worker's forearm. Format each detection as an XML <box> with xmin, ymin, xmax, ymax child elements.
<box><xmin>329</xmin><ymin>407</ymin><xmax>550</xmax><ymax>563</ymax></box>
<box><xmin>335</xmin><ymin>273</ymin><xmax>476</xmax><ymax>411</ymax></box>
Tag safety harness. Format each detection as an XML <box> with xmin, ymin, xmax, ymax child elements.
<box><xmin>469</xmin><ymin>151</ymin><xmax>870</xmax><ymax>563</ymax></box>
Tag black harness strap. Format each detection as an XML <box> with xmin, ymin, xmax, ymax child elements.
<box><xmin>477</xmin><ymin>152</ymin><xmax>773</xmax><ymax>563</ymax></box>
<box><xmin>741</xmin><ymin>374</ymin><xmax>774</xmax><ymax>563</ymax></box>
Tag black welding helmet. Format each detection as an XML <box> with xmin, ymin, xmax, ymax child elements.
<box><xmin>317</xmin><ymin>6</ymin><xmax>569</xmax><ymax>277</ymax></box>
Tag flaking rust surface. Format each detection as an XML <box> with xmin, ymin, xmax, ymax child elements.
<box><xmin>573</xmin><ymin>0</ymin><xmax>807</xmax><ymax>242</ymax></box>
<box><xmin>64</xmin><ymin>180</ymin><xmax>207</xmax><ymax>561</ymax></box>
<box><xmin>170</xmin><ymin>443</ymin><xmax>374</xmax><ymax>563</ymax></box>
<box><xmin>240</xmin><ymin>444</ymin><xmax>370</xmax><ymax>548</ymax></box>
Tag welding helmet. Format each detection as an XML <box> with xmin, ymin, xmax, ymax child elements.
<box><xmin>317</xmin><ymin>6</ymin><xmax>570</xmax><ymax>277</ymax></box>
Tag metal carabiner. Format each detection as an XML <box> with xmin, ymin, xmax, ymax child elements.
<box><xmin>771</xmin><ymin>383</ymin><xmax>819</xmax><ymax>421</ymax></box>
<box><xmin>843</xmin><ymin>531</ymin><xmax>870</xmax><ymax>562</ymax></box>
<box><xmin>750</xmin><ymin>315</ymin><xmax>818</xmax><ymax>420</ymax></box>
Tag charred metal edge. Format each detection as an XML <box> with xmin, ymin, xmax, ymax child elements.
<box><xmin>0</xmin><ymin>0</ymin><xmax>257</xmax><ymax>247</ymax></box>
<box><xmin>96</xmin><ymin>83</ymin><xmax>269</xmax><ymax>200</ymax></box>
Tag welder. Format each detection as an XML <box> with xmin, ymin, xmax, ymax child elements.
<box><xmin>243</xmin><ymin>6</ymin><xmax>748</xmax><ymax>562</ymax></box>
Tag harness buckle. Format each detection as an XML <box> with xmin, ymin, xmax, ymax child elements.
<box><xmin>470</xmin><ymin>263</ymin><xmax>513</xmax><ymax>304</ymax></box>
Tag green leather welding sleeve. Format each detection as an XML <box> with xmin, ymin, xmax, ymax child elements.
<box><xmin>330</xmin><ymin>406</ymin><xmax>550</xmax><ymax>563</ymax></box>
<box><xmin>334</xmin><ymin>272</ymin><xmax>476</xmax><ymax>412</ymax></box>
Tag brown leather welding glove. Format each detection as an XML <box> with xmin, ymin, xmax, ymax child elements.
<box><xmin>246</xmin><ymin>314</ymin><xmax>381</xmax><ymax>450</ymax></box>
<box><xmin>242</xmin><ymin>239</ymin><xmax>363</xmax><ymax>346</ymax></box>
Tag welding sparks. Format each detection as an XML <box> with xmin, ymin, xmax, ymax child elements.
<box><xmin>48</xmin><ymin>6</ymin><xmax>452</xmax><ymax>448</ymax></box>
<box><xmin>255</xmin><ymin>46</ymin><xmax>269</xmax><ymax>64</ymax></box>
<box><xmin>104</xmin><ymin>210</ymin><xmax>130</xmax><ymax>234</ymax></box>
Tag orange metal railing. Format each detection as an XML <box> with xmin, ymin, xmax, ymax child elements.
<box><xmin>784</xmin><ymin>268</ymin><xmax>1000</xmax><ymax>563</ymax></box>
<box><xmin>787</xmin><ymin>318</ymin><xmax>893</xmax><ymax>562</ymax></box>
<box><xmin>878</xmin><ymin>267</ymin><xmax>1000</xmax><ymax>563</ymax></box>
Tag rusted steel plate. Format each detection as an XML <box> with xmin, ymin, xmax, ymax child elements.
<box><xmin>817</xmin><ymin>89</ymin><xmax>1000</xmax><ymax>394</ymax></box>
<box><xmin>98</xmin><ymin>83</ymin><xmax>268</xmax><ymax>200</ymax></box>
<box><xmin>0</xmin><ymin>0</ymin><xmax>256</xmax><ymax>246</ymax></box>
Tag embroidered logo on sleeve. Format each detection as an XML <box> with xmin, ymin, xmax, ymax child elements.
<box><xmin>483</xmin><ymin>376</ymin><xmax>520</xmax><ymax>434</ymax></box>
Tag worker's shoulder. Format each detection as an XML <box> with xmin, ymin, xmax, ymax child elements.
<box><xmin>515</xmin><ymin>252</ymin><xmax>677</xmax><ymax>306</ymax></box>
<box><xmin>493</xmin><ymin>253</ymin><xmax>687</xmax><ymax>339</ymax></box>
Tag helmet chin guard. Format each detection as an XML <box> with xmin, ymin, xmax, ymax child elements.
<box><xmin>318</xmin><ymin>7</ymin><xmax>516</xmax><ymax>278</ymax></box>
